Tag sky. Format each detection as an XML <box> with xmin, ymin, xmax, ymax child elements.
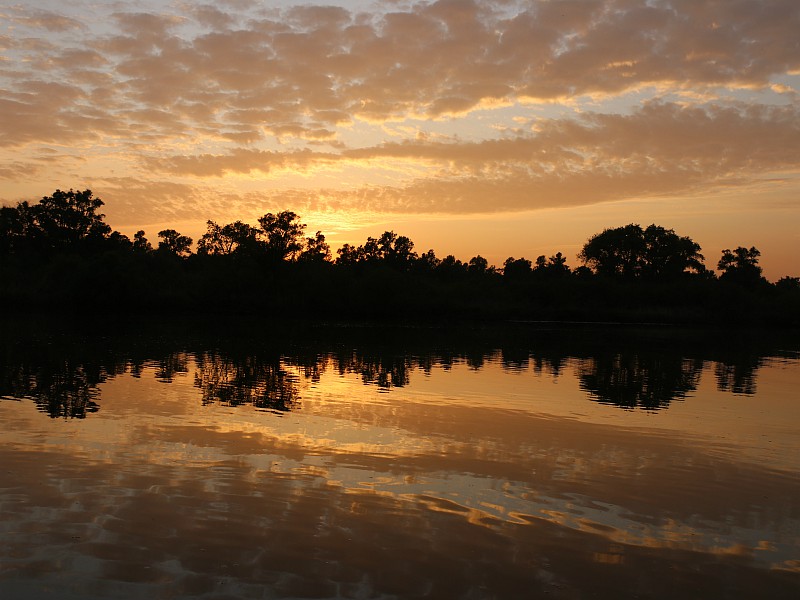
<box><xmin>1</xmin><ymin>0</ymin><xmax>798</xmax><ymax>278</ymax></box>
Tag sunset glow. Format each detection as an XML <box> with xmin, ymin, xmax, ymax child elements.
<box><xmin>2</xmin><ymin>0</ymin><xmax>798</xmax><ymax>277</ymax></box>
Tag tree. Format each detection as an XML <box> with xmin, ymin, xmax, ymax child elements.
<box><xmin>33</xmin><ymin>189</ymin><xmax>112</xmax><ymax>250</ymax></box>
<box><xmin>387</xmin><ymin>234</ymin><xmax>417</xmax><ymax>270</ymax></box>
<box><xmin>775</xmin><ymin>276</ymin><xmax>800</xmax><ymax>292</ymax></box>
<box><xmin>579</xmin><ymin>224</ymin><xmax>645</xmax><ymax>277</ymax></box>
<box><xmin>258</xmin><ymin>211</ymin><xmax>306</xmax><ymax>261</ymax></box>
<box><xmin>503</xmin><ymin>256</ymin><xmax>532</xmax><ymax>280</ymax></box>
<box><xmin>197</xmin><ymin>220</ymin><xmax>259</xmax><ymax>256</ymax></box>
<box><xmin>0</xmin><ymin>189</ymin><xmax>114</xmax><ymax>255</ymax></box>
<box><xmin>0</xmin><ymin>204</ymin><xmax>35</xmax><ymax>255</ymax></box>
<box><xmin>416</xmin><ymin>249</ymin><xmax>440</xmax><ymax>272</ymax></box>
<box><xmin>717</xmin><ymin>246</ymin><xmax>764</xmax><ymax>286</ymax></box>
<box><xmin>132</xmin><ymin>230</ymin><xmax>153</xmax><ymax>253</ymax></box>
<box><xmin>157</xmin><ymin>229</ymin><xmax>193</xmax><ymax>257</ymax></box>
<box><xmin>640</xmin><ymin>225</ymin><xmax>704</xmax><ymax>278</ymax></box>
<box><xmin>468</xmin><ymin>255</ymin><xmax>489</xmax><ymax>274</ymax></box>
<box><xmin>358</xmin><ymin>232</ymin><xmax>404</xmax><ymax>264</ymax></box>
<box><xmin>579</xmin><ymin>223</ymin><xmax>704</xmax><ymax>279</ymax></box>
<box><xmin>333</xmin><ymin>231</ymin><xmax>418</xmax><ymax>270</ymax></box>
<box><xmin>298</xmin><ymin>231</ymin><xmax>331</xmax><ymax>263</ymax></box>
<box><xmin>438</xmin><ymin>254</ymin><xmax>467</xmax><ymax>276</ymax></box>
<box><xmin>336</xmin><ymin>243</ymin><xmax>361</xmax><ymax>266</ymax></box>
<box><xmin>534</xmin><ymin>252</ymin><xmax>571</xmax><ymax>278</ymax></box>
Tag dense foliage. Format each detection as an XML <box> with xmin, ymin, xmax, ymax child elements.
<box><xmin>1</xmin><ymin>190</ymin><xmax>798</xmax><ymax>324</ymax></box>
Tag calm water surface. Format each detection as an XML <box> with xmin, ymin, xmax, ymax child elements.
<box><xmin>1</xmin><ymin>320</ymin><xmax>798</xmax><ymax>599</ymax></box>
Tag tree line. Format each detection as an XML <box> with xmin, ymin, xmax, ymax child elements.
<box><xmin>1</xmin><ymin>189</ymin><xmax>798</xmax><ymax>323</ymax></box>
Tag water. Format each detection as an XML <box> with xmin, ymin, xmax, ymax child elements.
<box><xmin>1</xmin><ymin>319</ymin><xmax>798</xmax><ymax>599</ymax></box>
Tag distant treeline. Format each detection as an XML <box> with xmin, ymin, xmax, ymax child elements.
<box><xmin>1</xmin><ymin>189</ymin><xmax>798</xmax><ymax>324</ymax></box>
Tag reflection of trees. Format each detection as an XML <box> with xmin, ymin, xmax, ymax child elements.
<box><xmin>1</xmin><ymin>361</ymin><xmax>101</xmax><ymax>418</ymax></box>
<box><xmin>501</xmin><ymin>347</ymin><xmax>530</xmax><ymax>371</ymax></box>
<box><xmin>533</xmin><ymin>355</ymin><xmax>567</xmax><ymax>378</ymax></box>
<box><xmin>2</xmin><ymin>322</ymin><xmax>793</xmax><ymax>419</ymax></box>
<box><xmin>332</xmin><ymin>351</ymin><xmax>412</xmax><ymax>389</ymax></box>
<box><xmin>577</xmin><ymin>353</ymin><xmax>704</xmax><ymax>410</ymax></box>
<box><xmin>193</xmin><ymin>352</ymin><xmax>300</xmax><ymax>412</ymax></box>
<box><xmin>499</xmin><ymin>349</ymin><xmax>568</xmax><ymax>379</ymax></box>
<box><xmin>714</xmin><ymin>356</ymin><xmax>762</xmax><ymax>396</ymax></box>
<box><xmin>155</xmin><ymin>353</ymin><xmax>190</xmax><ymax>383</ymax></box>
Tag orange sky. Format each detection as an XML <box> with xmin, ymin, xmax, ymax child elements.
<box><xmin>1</xmin><ymin>1</ymin><xmax>798</xmax><ymax>278</ymax></box>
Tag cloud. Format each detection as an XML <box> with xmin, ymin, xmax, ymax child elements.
<box><xmin>187</xmin><ymin>4</ymin><xmax>238</xmax><ymax>30</ymax></box>
<box><xmin>2</xmin><ymin>0</ymin><xmax>798</xmax><ymax>149</ymax></box>
<box><xmin>0</xmin><ymin>160</ymin><xmax>42</xmax><ymax>180</ymax></box>
<box><xmin>0</xmin><ymin>1</ymin><xmax>798</xmax><ymax>230</ymax></box>
<box><xmin>95</xmin><ymin>177</ymin><xmax>212</xmax><ymax>226</ymax></box>
<box><xmin>3</xmin><ymin>7</ymin><xmax>86</xmax><ymax>32</ymax></box>
<box><xmin>142</xmin><ymin>101</ymin><xmax>800</xmax><ymax>212</ymax></box>
<box><xmin>145</xmin><ymin>148</ymin><xmax>335</xmax><ymax>177</ymax></box>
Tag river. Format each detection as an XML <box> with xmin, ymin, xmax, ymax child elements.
<box><xmin>1</xmin><ymin>319</ymin><xmax>798</xmax><ymax>599</ymax></box>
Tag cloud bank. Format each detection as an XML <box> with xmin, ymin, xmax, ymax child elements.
<box><xmin>0</xmin><ymin>0</ymin><xmax>798</xmax><ymax>224</ymax></box>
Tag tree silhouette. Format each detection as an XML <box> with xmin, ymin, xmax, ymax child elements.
<box><xmin>258</xmin><ymin>211</ymin><xmax>306</xmax><ymax>261</ymax></box>
<box><xmin>0</xmin><ymin>203</ymin><xmax>35</xmax><ymax>254</ymax></box>
<box><xmin>468</xmin><ymin>255</ymin><xmax>489</xmax><ymax>274</ymax></box>
<box><xmin>579</xmin><ymin>224</ymin><xmax>644</xmax><ymax>277</ymax></box>
<box><xmin>0</xmin><ymin>189</ymin><xmax>112</xmax><ymax>255</ymax></box>
<box><xmin>157</xmin><ymin>229</ymin><xmax>193</xmax><ymax>257</ymax></box>
<box><xmin>416</xmin><ymin>249</ymin><xmax>441</xmax><ymax>272</ymax></box>
<box><xmin>298</xmin><ymin>231</ymin><xmax>332</xmax><ymax>263</ymax></box>
<box><xmin>534</xmin><ymin>252</ymin><xmax>571</xmax><ymax>278</ymax></box>
<box><xmin>332</xmin><ymin>230</ymin><xmax>418</xmax><ymax>270</ymax></box>
<box><xmin>579</xmin><ymin>224</ymin><xmax>703</xmax><ymax>279</ymax></box>
<box><xmin>503</xmin><ymin>256</ymin><xmax>532</xmax><ymax>279</ymax></box>
<box><xmin>336</xmin><ymin>243</ymin><xmax>360</xmax><ymax>266</ymax></box>
<box><xmin>717</xmin><ymin>246</ymin><xmax>764</xmax><ymax>287</ymax></box>
<box><xmin>197</xmin><ymin>220</ymin><xmax>259</xmax><ymax>256</ymax></box>
<box><xmin>33</xmin><ymin>189</ymin><xmax>112</xmax><ymax>251</ymax></box>
<box><xmin>775</xmin><ymin>276</ymin><xmax>800</xmax><ymax>292</ymax></box>
<box><xmin>438</xmin><ymin>254</ymin><xmax>468</xmax><ymax>276</ymax></box>
<box><xmin>132</xmin><ymin>230</ymin><xmax>153</xmax><ymax>253</ymax></box>
<box><xmin>387</xmin><ymin>234</ymin><xmax>417</xmax><ymax>270</ymax></box>
<box><xmin>640</xmin><ymin>225</ymin><xmax>705</xmax><ymax>278</ymax></box>
<box><xmin>1</xmin><ymin>190</ymin><xmax>797</xmax><ymax>325</ymax></box>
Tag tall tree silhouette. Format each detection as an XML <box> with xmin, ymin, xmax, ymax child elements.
<box><xmin>717</xmin><ymin>246</ymin><xmax>764</xmax><ymax>287</ymax></box>
<box><xmin>579</xmin><ymin>224</ymin><xmax>703</xmax><ymax>278</ymax></box>
<box><xmin>157</xmin><ymin>229</ymin><xmax>193</xmax><ymax>257</ymax></box>
<box><xmin>258</xmin><ymin>211</ymin><xmax>306</xmax><ymax>261</ymax></box>
<box><xmin>0</xmin><ymin>189</ymin><xmax>112</xmax><ymax>255</ymax></box>
<box><xmin>197</xmin><ymin>220</ymin><xmax>259</xmax><ymax>256</ymax></box>
<box><xmin>298</xmin><ymin>231</ymin><xmax>332</xmax><ymax>263</ymax></box>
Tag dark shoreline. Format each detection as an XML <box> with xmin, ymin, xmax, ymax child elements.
<box><xmin>4</xmin><ymin>280</ymin><xmax>797</xmax><ymax>328</ymax></box>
